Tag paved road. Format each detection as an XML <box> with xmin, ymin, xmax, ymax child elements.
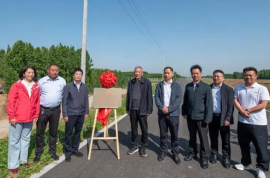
<box><xmin>41</xmin><ymin>79</ymin><xmax>270</xmax><ymax>178</ymax></box>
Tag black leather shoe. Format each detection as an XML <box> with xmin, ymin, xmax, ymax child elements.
<box><xmin>173</xmin><ymin>154</ymin><xmax>181</xmax><ymax>165</ymax></box>
<box><xmin>33</xmin><ymin>154</ymin><xmax>41</xmax><ymax>162</ymax></box>
<box><xmin>201</xmin><ymin>159</ymin><xmax>209</xmax><ymax>169</ymax></box>
<box><xmin>184</xmin><ymin>154</ymin><xmax>197</xmax><ymax>161</ymax></box>
<box><xmin>65</xmin><ymin>154</ymin><xmax>71</xmax><ymax>162</ymax></box>
<box><xmin>209</xmin><ymin>154</ymin><xmax>217</xmax><ymax>164</ymax></box>
<box><xmin>158</xmin><ymin>153</ymin><xmax>166</xmax><ymax>162</ymax></box>
<box><xmin>73</xmin><ymin>151</ymin><xmax>83</xmax><ymax>157</ymax></box>
<box><xmin>223</xmin><ymin>158</ymin><xmax>231</xmax><ymax>169</ymax></box>
<box><xmin>49</xmin><ymin>152</ymin><xmax>59</xmax><ymax>161</ymax></box>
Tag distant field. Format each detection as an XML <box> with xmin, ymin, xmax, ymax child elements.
<box><xmin>200</xmin><ymin>78</ymin><xmax>270</xmax><ymax>90</ymax></box>
<box><xmin>200</xmin><ymin>78</ymin><xmax>270</xmax><ymax>111</ymax></box>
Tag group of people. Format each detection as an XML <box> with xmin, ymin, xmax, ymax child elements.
<box><xmin>126</xmin><ymin>65</ymin><xmax>269</xmax><ymax>178</ymax></box>
<box><xmin>7</xmin><ymin>64</ymin><xmax>89</xmax><ymax>175</ymax></box>
<box><xmin>6</xmin><ymin>63</ymin><xmax>269</xmax><ymax>178</ymax></box>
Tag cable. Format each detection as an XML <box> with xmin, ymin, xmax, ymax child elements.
<box><xmin>118</xmin><ymin>0</ymin><xmax>161</xmax><ymax>51</ymax></box>
<box><xmin>130</xmin><ymin>0</ymin><xmax>163</xmax><ymax>51</ymax></box>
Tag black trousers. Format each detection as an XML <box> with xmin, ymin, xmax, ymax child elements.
<box><xmin>35</xmin><ymin>106</ymin><xmax>61</xmax><ymax>154</ymax></box>
<box><xmin>65</xmin><ymin>115</ymin><xmax>84</xmax><ymax>155</ymax></box>
<box><xmin>209</xmin><ymin>115</ymin><xmax>231</xmax><ymax>159</ymax></box>
<box><xmin>237</xmin><ymin>122</ymin><xmax>269</xmax><ymax>171</ymax></box>
<box><xmin>130</xmin><ymin>110</ymin><xmax>148</xmax><ymax>148</ymax></box>
<box><xmin>158</xmin><ymin>114</ymin><xmax>179</xmax><ymax>155</ymax></box>
<box><xmin>187</xmin><ymin>119</ymin><xmax>210</xmax><ymax>159</ymax></box>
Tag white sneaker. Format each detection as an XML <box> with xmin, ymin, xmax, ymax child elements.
<box><xmin>234</xmin><ymin>163</ymin><xmax>252</xmax><ymax>170</ymax></box>
<box><xmin>256</xmin><ymin>168</ymin><xmax>266</xmax><ymax>178</ymax></box>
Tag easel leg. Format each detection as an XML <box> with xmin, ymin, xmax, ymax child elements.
<box><xmin>114</xmin><ymin>109</ymin><xmax>120</xmax><ymax>159</ymax></box>
<box><xmin>106</xmin><ymin>117</ymin><xmax>109</xmax><ymax>137</ymax></box>
<box><xmin>104</xmin><ymin>108</ymin><xmax>108</xmax><ymax>137</ymax></box>
<box><xmin>88</xmin><ymin>109</ymin><xmax>99</xmax><ymax>160</ymax></box>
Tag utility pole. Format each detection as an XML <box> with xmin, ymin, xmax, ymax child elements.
<box><xmin>81</xmin><ymin>0</ymin><xmax>88</xmax><ymax>83</ymax></box>
<box><xmin>161</xmin><ymin>51</ymin><xmax>164</xmax><ymax>79</ymax></box>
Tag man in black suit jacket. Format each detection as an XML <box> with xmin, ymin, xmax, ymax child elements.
<box><xmin>182</xmin><ymin>64</ymin><xmax>213</xmax><ymax>169</ymax></box>
<box><xmin>209</xmin><ymin>70</ymin><xmax>234</xmax><ymax>169</ymax></box>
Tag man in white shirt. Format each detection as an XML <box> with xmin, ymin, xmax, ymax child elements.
<box><xmin>234</xmin><ymin>67</ymin><xmax>270</xmax><ymax>178</ymax></box>
<box><xmin>155</xmin><ymin>67</ymin><xmax>182</xmax><ymax>165</ymax></box>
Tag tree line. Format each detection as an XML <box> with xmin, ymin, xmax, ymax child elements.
<box><xmin>203</xmin><ymin>70</ymin><xmax>270</xmax><ymax>79</ymax></box>
<box><xmin>0</xmin><ymin>40</ymin><xmax>181</xmax><ymax>93</ymax></box>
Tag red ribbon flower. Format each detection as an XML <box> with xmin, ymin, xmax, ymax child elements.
<box><xmin>99</xmin><ymin>71</ymin><xmax>117</xmax><ymax>88</ymax></box>
<box><xmin>97</xmin><ymin>71</ymin><xmax>118</xmax><ymax>126</ymax></box>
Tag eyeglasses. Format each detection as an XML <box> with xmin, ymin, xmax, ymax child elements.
<box><xmin>244</xmin><ymin>74</ymin><xmax>255</xmax><ymax>77</ymax></box>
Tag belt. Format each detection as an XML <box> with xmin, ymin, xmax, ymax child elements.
<box><xmin>41</xmin><ymin>105</ymin><xmax>60</xmax><ymax>111</ymax></box>
<box><xmin>213</xmin><ymin>113</ymin><xmax>221</xmax><ymax>117</ymax></box>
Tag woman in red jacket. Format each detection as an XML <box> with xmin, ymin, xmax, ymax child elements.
<box><xmin>6</xmin><ymin>66</ymin><xmax>40</xmax><ymax>175</ymax></box>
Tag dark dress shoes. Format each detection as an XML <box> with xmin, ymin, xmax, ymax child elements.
<box><xmin>158</xmin><ymin>153</ymin><xmax>166</xmax><ymax>161</ymax></box>
<box><xmin>209</xmin><ymin>154</ymin><xmax>217</xmax><ymax>164</ymax></box>
<box><xmin>73</xmin><ymin>151</ymin><xmax>84</xmax><ymax>157</ymax></box>
<box><xmin>201</xmin><ymin>158</ymin><xmax>209</xmax><ymax>169</ymax></box>
<box><xmin>223</xmin><ymin>158</ymin><xmax>231</xmax><ymax>169</ymax></box>
<box><xmin>49</xmin><ymin>152</ymin><xmax>59</xmax><ymax>161</ymax></box>
<box><xmin>33</xmin><ymin>154</ymin><xmax>41</xmax><ymax>162</ymax></box>
<box><xmin>184</xmin><ymin>154</ymin><xmax>197</xmax><ymax>161</ymax></box>
<box><xmin>173</xmin><ymin>154</ymin><xmax>181</xmax><ymax>165</ymax></box>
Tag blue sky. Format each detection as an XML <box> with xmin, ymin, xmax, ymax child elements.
<box><xmin>0</xmin><ymin>0</ymin><xmax>269</xmax><ymax>76</ymax></box>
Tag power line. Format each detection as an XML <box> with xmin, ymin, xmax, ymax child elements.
<box><xmin>130</xmin><ymin>0</ymin><xmax>163</xmax><ymax>51</ymax></box>
<box><xmin>118</xmin><ymin>0</ymin><xmax>161</xmax><ymax>51</ymax></box>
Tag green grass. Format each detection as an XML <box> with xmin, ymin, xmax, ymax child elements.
<box><xmin>267</xmin><ymin>103</ymin><xmax>270</xmax><ymax>110</ymax></box>
<box><xmin>152</xmin><ymin>84</ymin><xmax>157</xmax><ymax>95</ymax></box>
<box><xmin>150</xmin><ymin>80</ymin><xmax>160</xmax><ymax>95</ymax></box>
<box><xmin>0</xmin><ymin>99</ymin><xmax>127</xmax><ymax>178</ymax></box>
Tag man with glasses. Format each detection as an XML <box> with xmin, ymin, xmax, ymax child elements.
<box><xmin>209</xmin><ymin>70</ymin><xmax>234</xmax><ymax>169</ymax></box>
<box><xmin>234</xmin><ymin>67</ymin><xmax>270</xmax><ymax>178</ymax></box>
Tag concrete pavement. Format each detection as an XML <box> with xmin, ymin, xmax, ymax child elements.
<box><xmin>39</xmin><ymin>79</ymin><xmax>270</xmax><ymax>178</ymax></box>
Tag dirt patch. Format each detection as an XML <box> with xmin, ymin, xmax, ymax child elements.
<box><xmin>224</xmin><ymin>79</ymin><xmax>270</xmax><ymax>90</ymax></box>
<box><xmin>201</xmin><ymin>78</ymin><xmax>270</xmax><ymax>113</ymax></box>
<box><xmin>200</xmin><ymin>78</ymin><xmax>270</xmax><ymax>90</ymax></box>
<box><xmin>0</xmin><ymin>94</ymin><xmax>8</xmax><ymax>120</ymax></box>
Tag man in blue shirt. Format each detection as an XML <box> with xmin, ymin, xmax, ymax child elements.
<box><xmin>34</xmin><ymin>64</ymin><xmax>66</xmax><ymax>162</ymax></box>
<box><xmin>209</xmin><ymin>70</ymin><xmax>234</xmax><ymax>169</ymax></box>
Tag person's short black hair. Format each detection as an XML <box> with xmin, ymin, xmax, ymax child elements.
<box><xmin>73</xmin><ymin>68</ymin><xmax>83</xmax><ymax>75</ymax></box>
<box><xmin>243</xmin><ymin>67</ymin><xmax>257</xmax><ymax>74</ymax></box>
<box><xmin>48</xmin><ymin>64</ymin><xmax>59</xmax><ymax>69</ymax></box>
<box><xmin>19</xmin><ymin>65</ymin><xmax>37</xmax><ymax>81</ymax></box>
<box><xmin>164</xmin><ymin>66</ymin><xmax>173</xmax><ymax>72</ymax></box>
<box><xmin>190</xmin><ymin>64</ymin><xmax>202</xmax><ymax>72</ymax></box>
<box><xmin>213</xmin><ymin>70</ymin><xmax>224</xmax><ymax>75</ymax></box>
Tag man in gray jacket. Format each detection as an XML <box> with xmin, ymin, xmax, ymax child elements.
<box><xmin>182</xmin><ymin>64</ymin><xmax>213</xmax><ymax>169</ymax></box>
<box><xmin>155</xmin><ymin>67</ymin><xmax>182</xmax><ymax>165</ymax></box>
<box><xmin>62</xmin><ymin>68</ymin><xmax>89</xmax><ymax>162</ymax></box>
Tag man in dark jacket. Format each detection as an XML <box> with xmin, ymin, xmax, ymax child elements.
<box><xmin>126</xmin><ymin>66</ymin><xmax>153</xmax><ymax>157</ymax></box>
<box><xmin>209</xmin><ymin>70</ymin><xmax>234</xmax><ymax>168</ymax></box>
<box><xmin>62</xmin><ymin>68</ymin><xmax>89</xmax><ymax>162</ymax></box>
<box><xmin>182</xmin><ymin>64</ymin><xmax>213</xmax><ymax>169</ymax></box>
<box><xmin>155</xmin><ymin>67</ymin><xmax>182</xmax><ymax>165</ymax></box>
